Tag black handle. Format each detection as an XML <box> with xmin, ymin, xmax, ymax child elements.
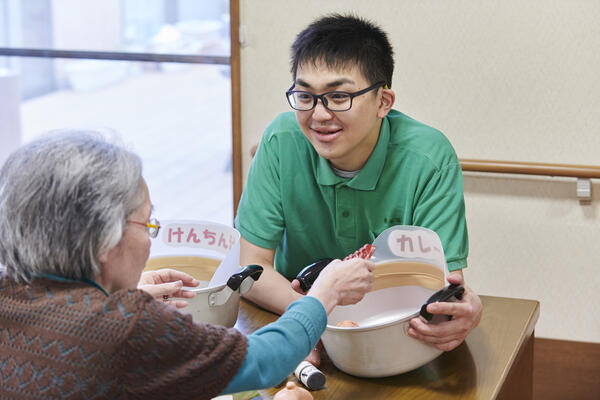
<box><xmin>226</xmin><ymin>264</ymin><xmax>264</xmax><ymax>291</ymax></box>
<box><xmin>295</xmin><ymin>258</ymin><xmax>334</xmax><ymax>292</ymax></box>
<box><xmin>419</xmin><ymin>284</ymin><xmax>465</xmax><ymax>321</ymax></box>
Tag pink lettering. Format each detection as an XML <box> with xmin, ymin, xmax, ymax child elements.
<box><xmin>418</xmin><ymin>236</ymin><xmax>431</xmax><ymax>253</ymax></box>
<box><xmin>186</xmin><ymin>228</ymin><xmax>201</xmax><ymax>243</ymax></box>
<box><xmin>168</xmin><ymin>227</ymin><xmax>184</xmax><ymax>243</ymax></box>
<box><xmin>203</xmin><ymin>229</ymin><xmax>216</xmax><ymax>245</ymax></box>
<box><xmin>218</xmin><ymin>233</ymin><xmax>228</xmax><ymax>249</ymax></box>
<box><xmin>396</xmin><ymin>235</ymin><xmax>414</xmax><ymax>252</ymax></box>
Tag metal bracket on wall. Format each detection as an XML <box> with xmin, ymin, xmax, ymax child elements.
<box><xmin>576</xmin><ymin>178</ymin><xmax>592</xmax><ymax>202</ymax></box>
<box><xmin>239</xmin><ymin>24</ymin><xmax>247</xmax><ymax>46</ymax></box>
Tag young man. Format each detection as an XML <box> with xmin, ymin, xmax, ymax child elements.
<box><xmin>235</xmin><ymin>14</ymin><xmax>482</xmax><ymax>357</ymax></box>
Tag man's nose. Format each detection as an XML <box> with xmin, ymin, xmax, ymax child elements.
<box><xmin>312</xmin><ymin>98</ymin><xmax>334</xmax><ymax>121</ymax></box>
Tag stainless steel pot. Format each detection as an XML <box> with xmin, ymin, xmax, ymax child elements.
<box><xmin>145</xmin><ymin>256</ymin><xmax>262</xmax><ymax>327</ymax></box>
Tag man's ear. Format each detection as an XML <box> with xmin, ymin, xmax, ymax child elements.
<box><xmin>377</xmin><ymin>88</ymin><xmax>395</xmax><ymax>118</ymax></box>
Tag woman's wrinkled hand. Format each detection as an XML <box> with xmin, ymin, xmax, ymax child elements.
<box><xmin>138</xmin><ymin>269</ymin><xmax>200</xmax><ymax>308</ymax></box>
<box><xmin>306</xmin><ymin>258</ymin><xmax>375</xmax><ymax>314</ymax></box>
<box><xmin>291</xmin><ymin>258</ymin><xmax>374</xmax><ymax>367</ymax></box>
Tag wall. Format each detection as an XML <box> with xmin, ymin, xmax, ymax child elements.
<box><xmin>239</xmin><ymin>0</ymin><xmax>600</xmax><ymax>342</ymax></box>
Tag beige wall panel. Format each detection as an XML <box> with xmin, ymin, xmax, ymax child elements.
<box><xmin>463</xmin><ymin>175</ymin><xmax>599</xmax><ymax>342</ymax></box>
<box><xmin>240</xmin><ymin>0</ymin><xmax>600</xmax><ymax>342</ymax></box>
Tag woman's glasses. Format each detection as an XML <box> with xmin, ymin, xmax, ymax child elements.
<box><xmin>126</xmin><ymin>218</ymin><xmax>161</xmax><ymax>238</ymax></box>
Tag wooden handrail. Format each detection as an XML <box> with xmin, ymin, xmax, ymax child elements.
<box><xmin>248</xmin><ymin>141</ymin><xmax>599</xmax><ymax>180</ymax></box>
<box><xmin>460</xmin><ymin>159</ymin><xmax>600</xmax><ymax>179</ymax></box>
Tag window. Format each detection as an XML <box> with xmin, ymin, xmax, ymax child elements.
<box><xmin>0</xmin><ymin>0</ymin><xmax>234</xmax><ymax>224</ymax></box>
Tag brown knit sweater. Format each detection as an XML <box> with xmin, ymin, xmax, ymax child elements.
<box><xmin>0</xmin><ymin>276</ymin><xmax>248</xmax><ymax>399</ymax></box>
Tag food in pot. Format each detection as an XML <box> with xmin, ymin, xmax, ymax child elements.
<box><xmin>336</xmin><ymin>320</ymin><xmax>359</xmax><ymax>328</ymax></box>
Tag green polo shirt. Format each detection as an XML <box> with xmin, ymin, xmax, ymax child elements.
<box><xmin>235</xmin><ymin>110</ymin><xmax>468</xmax><ymax>280</ymax></box>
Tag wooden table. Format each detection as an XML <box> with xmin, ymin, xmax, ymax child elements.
<box><xmin>235</xmin><ymin>295</ymin><xmax>539</xmax><ymax>400</ymax></box>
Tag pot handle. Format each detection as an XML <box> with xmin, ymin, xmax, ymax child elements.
<box><xmin>419</xmin><ymin>284</ymin><xmax>465</xmax><ymax>322</ymax></box>
<box><xmin>295</xmin><ymin>258</ymin><xmax>335</xmax><ymax>292</ymax></box>
<box><xmin>227</xmin><ymin>264</ymin><xmax>263</xmax><ymax>291</ymax></box>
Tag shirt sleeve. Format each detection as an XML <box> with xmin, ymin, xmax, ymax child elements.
<box><xmin>121</xmin><ymin>293</ymin><xmax>248</xmax><ymax>399</ymax></box>
<box><xmin>413</xmin><ymin>162</ymin><xmax>469</xmax><ymax>271</ymax></box>
<box><xmin>221</xmin><ymin>296</ymin><xmax>327</xmax><ymax>394</ymax></box>
<box><xmin>235</xmin><ymin>128</ymin><xmax>285</xmax><ymax>249</ymax></box>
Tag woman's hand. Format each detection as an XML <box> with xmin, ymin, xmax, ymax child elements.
<box><xmin>289</xmin><ymin>258</ymin><xmax>374</xmax><ymax>366</ymax></box>
<box><xmin>297</xmin><ymin>258</ymin><xmax>374</xmax><ymax>366</ymax></box>
<box><xmin>305</xmin><ymin>258</ymin><xmax>375</xmax><ymax>314</ymax></box>
<box><xmin>138</xmin><ymin>269</ymin><xmax>199</xmax><ymax>308</ymax></box>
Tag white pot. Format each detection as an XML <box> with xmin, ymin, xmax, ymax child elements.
<box><xmin>321</xmin><ymin>260</ymin><xmax>462</xmax><ymax>378</ymax></box>
<box><xmin>145</xmin><ymin>256</ymin><xmax>261</xmax><ymax>327</ymax></box>
<box><xmin>296</xmin><ymin>225</ymin><xmax>464</xmax><ymax>378</ymax></box>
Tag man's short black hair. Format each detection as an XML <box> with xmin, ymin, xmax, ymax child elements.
<box><xmin>291</xmin><ymin>14</ymin><xmax>395</xmax><ymax>88</ymax></box>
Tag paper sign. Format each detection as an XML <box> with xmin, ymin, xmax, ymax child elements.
<box><xmin>386</xmin><ymin>227</ymin><xmax>446</xmax><ymax>268</ymax></box>
<box><xmin>161</xmin><ymin>222</ymin><xmax>238</xmax><ymax>252</ymax></box>
<box><xmin>150</xmin><ymin>220</ymin><xmax>242</xmax><ymax>288</ymax></box>
<box><xmin>369</xmin><ymin>225</ymin><xmax>448</xmax><ymax>277</ymax></box>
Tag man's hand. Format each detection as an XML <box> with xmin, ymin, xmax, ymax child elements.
<box><xmin>407</xmin><ymin>272</ymin><xmax>482</xmax><ymax>351</ymax></box>
<box><xmin>303</xmin><ymin>341</ymin><xmax>326</xmax><ymax>367</ymax></box>
<box><xmin>138</xmin><ymin>268</ymin><xmax>199</xmax><ymax>308</ymax></box>
<box><xmin>291</xmin><ymin>277</ymin><xmax>307</xmax><ymax>294</ymax></box>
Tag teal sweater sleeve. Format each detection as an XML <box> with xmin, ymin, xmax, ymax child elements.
<box><xmin>221</xmin><ymin>296</ymin><xmax>327</xmax><ymax>394</ymax></box>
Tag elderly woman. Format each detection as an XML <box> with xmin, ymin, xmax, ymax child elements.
<box><xmin>0</xmin><ymin>131</ymin><xmax>374</xmax><ymax>399</ymax></box>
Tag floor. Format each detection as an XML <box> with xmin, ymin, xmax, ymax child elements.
<box><xmin>20</xmin><ymin>63</ymin><xmax>234</xmax><ymax>226</ymax></box>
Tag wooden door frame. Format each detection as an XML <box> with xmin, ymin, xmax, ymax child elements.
<box><xmin>230</xmin><ymin>0</ymin><xmax>243</xmax><ymax>217</ymax></box>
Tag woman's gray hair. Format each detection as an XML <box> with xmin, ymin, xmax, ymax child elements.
<box><xmin>0</xmin><ymin>130</ymin><xmax>144</xmax><ymax>283</ymax></box>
